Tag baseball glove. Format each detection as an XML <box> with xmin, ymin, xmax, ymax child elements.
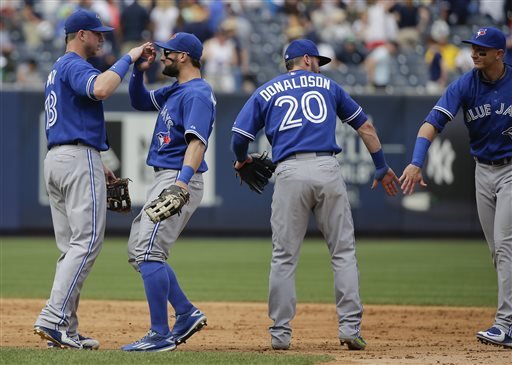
<box><xmin>145</xmin><ymin>184</ymin><xmax>190</xmax><ymax>223</ymax></box>
<box><xmin>106</xmin><ymin>178</ymin><xmax>132</xmax><ymax>213</ymax></box>
<box><xmin>234</xmin><ymin>152</ymin><xmax>276</xmax><ymax>194</ymax></box>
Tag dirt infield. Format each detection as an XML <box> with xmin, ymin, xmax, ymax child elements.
<box><xmin>1</xmin><ymin>299</ymin><xmax>510</xmax><ymax>364</ymax></box>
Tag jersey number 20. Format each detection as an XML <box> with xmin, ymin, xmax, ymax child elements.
<box><xmin>276</xmin><ymin>91</ymin><xmax>327</xmax><ymax>131</ymax></box>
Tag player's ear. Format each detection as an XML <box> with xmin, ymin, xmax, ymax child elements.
<box><xmin>304</xmin><ymin>54</ymin><xmax>310</xmax><ymax>67</ymax></box>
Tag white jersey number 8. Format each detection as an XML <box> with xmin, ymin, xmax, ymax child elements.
<box><xmin>276</xmin><ymin>91</ymin><xmax>327</xmax><ymax>131</ymax></box>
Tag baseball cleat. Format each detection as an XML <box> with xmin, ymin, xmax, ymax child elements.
<box><xmin>34</xmin><ymin>325</ymin><xmax>82</xmax><ymax>349</ymax></box>
<box><xmin>47</xmin><ymin>334</ymin><xmax>100</xmax><ymax>350</ymax></box>
<box><xmin>340</xmin><ymin>335</ymin><xmax>367</xmax><ymax>350</ymax></box>
<box><xmin>121</xmin><ymin>330</ymin><xmax>177</xmax><ymax>352</ymax></box>
<box><xmin>271</xmin><ymin>341</ymin><xmax>290</xmax><ymax>350</ymax></box>
<box><xmin>476</xmin><ymin>327</ymin><xmax>512</xmax><ymax>349</ymax></box>
<box><xmin>170</xmin><ymin>307</ymin><xmax>207</xmax><ymax>345</ymax></box>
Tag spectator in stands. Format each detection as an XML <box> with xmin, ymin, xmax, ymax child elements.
<box><xmin>310</xmin><ymin>5</ymin><xmax>352</xmax><ymax>47</ymax></box>
<box><xmin>120</xmin><ymin>0</ymin><xmax>150</xmax><ymax>54</ymax></box>
<box><xmin>506</xmin><ymin>32</ymin><xmax>512</xmax><ymax>64</ymax></box>
<box><xmin>150</xmin><ymin>0</ymin><xmax>179</xmax><ymax>42</ymax></box>
<box><xmin>178</xmin><ymin>0</ymin><xmax>213</xmax><ymax>42</ymax></box>
<box><xmin>336</xmin><ymin>36</ymin><xmax>367</xmax><ymax>66</ymax></box>
<box><xmin>0</xmin><ymin>15</ymin><xmax>16</xmax><ymax>84</ymax></box>
<box><xmin>426</xmin><ymin>19</ymin><xmax>460</xmax><ymax>74</ymax></box>
<box><xmin>364</xmin><ymin>40</ymin><xmax>399</xmax><ymax>89</ymax></box>
<box><xmin>202</xmin><ymin>22</ymin><xmax>238</xmax><ymax>92</ymax></box>
<box><xmin>425</xmin><ymin>37</ymin><xmax>448</xmax><ymax>94</ymax></box>
<box><xmin>358</xmin><ymin>0</ymin><xmax>398</xmax><ymax>51</ymax></box>
<box><xmin>16</xmin><ymin>57</ymin><xmax>43</xmax><ymax>87</ymax></box>
<box><xmin>390</xmin><ymin>0</ymin><xmax>423</xmax><ymax>49</ymax></box>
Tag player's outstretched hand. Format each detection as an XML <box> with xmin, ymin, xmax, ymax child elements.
<box><xmin>399</xmin><ymin>164</ymin><xmax>427</xmax><ymax>195</ymax></box>
<box><xmin>127</xmin><ymin>42</ymin><xmax>154</xmax><ymax>64</ymax></box>
<box><xmin>371</xmin><ymin>168</ymin><xmax>400</xmax><ymax>196</ymax></box>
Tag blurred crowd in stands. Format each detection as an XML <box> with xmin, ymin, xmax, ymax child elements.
<box><xmin>1</xmin><ymin>0</ymin><xmax>511</xmax><ymax>94</ymax></box>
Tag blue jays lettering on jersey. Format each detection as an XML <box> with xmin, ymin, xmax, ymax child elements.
<box><xmin>232</xmin><ymin>70</ymin><xmax>367</xmax><ymax>163</ymax></box>
<box><xmin>146</xmin><ymin>79</ymin><xmax>215</xmax><ymax>172</ymax></box>
<box><xmin>425</xmin><ymin>64</ymin><xmax>512</xmax><ymax>161</ymax></box>
<box><xmin>44</xmin><ymin>52</ymin><xmax>108</xmax><ymax>151</ymax></box>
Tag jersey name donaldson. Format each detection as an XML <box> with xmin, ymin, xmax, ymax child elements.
<box><xmin>259</xmin><ymin>75</ymin><xmax>331</xmax><ymax>102</ymax></box>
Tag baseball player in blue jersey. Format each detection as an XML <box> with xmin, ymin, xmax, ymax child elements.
<box><xmin>33</xmin><ymin>9</ymin><xmax>150</xmax><ymax>350</ymax></box>
<box><xmin>231</xmin><ymin>39</ymin><xmax>399</xmax><ymax>351</ymax></box>
<box><xmin>400</xmin><ymin>27</ymin><xmax>512</xmax><ymax>349</ymax></box>
<box><xmin>121</xmin><ymin>33</ymin><xmax>214</xmax><ymax>352</ymax></box>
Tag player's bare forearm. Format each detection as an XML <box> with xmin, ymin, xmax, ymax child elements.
<box><xmin>417</xmin><ymin>122</ymin><xmax>438</xmax><ymax>141</ymax></box>
<box><xmin>356</xmin><ymin>121</ymin><xmax>382</xmax><ymax>153</ymax></box>
<box><xmin>176</xmin><ymin>138</ymin><xmax>205</xmax><ymax>190</ymax></box>
<box><xmin>94</xmin><ymin>42</ymin><xmax>153</xmax><ymax>99</ymax></box>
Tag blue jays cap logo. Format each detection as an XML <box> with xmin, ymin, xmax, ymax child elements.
<box><xmin>476</xmin><ymin>29</ymin><xmax>487</xmax><ymax>38</ymax></box>
<box><xmin>157</xmin><ymin>131</ymin><xmax>171</xmax><ymax>150</ymax></box>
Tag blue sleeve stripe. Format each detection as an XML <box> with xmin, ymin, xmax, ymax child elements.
<box><xmin>150</xmin><ymin>90</ymin><xmax>160</xmax><ymax>111</ymax></box>
<box><xmin>86</xmin><ymin>74</ymin><xmax>99</xmax><ymax>100</ymax></box>
<box><xmin>185</xmin><ymin>130</ymin><xmax>207</xmax><ymax>146</ymax></box>
<box><xmin>232</xmin><ymin>127</ymin><xmax>255</xmax><ymax>140</ymax></box>
<box><xmin>342</xmin><ymin>106</ymin><xmax>362</xmax><ymax>123</ymax></box>
<box><xmin>433</xmin><ymin>106</ymin><xmax>454</xmax><ymax>120</ymax></box>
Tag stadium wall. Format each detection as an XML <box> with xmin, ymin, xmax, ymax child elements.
<box><xmin>0</xmin><ymin>90</ymin><xmax>480</xmax><ymax>235</ymax></box>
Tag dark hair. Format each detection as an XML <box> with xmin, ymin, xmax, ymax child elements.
<box><xmin>191</xmin><ymin>58</ymin><xmax>201</xmax><ymax>69</ymax></box>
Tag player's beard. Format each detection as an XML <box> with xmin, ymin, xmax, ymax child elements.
<box><xmin>162</xmin><ymin>63</ymin><xmax>179</xmax><ymax>78</ymax></box>
<box><xmin>85</xmin><ymin>42</ymin><xmax>103</xmax><ymax>59</ymax></box>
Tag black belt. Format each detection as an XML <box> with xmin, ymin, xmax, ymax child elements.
<box><xmin>153</xmin><ymin>167</ymin><xmax>167</xmax><ymax>172</ymax></box>
<box><xmin>281</xmin><ymin>152</ymin><xmax>334</xmax><ymax>162</ymax></box>
<box><xmin>474</xmin><ymin>156</ymin><xmax>512</xmax><ymax>166</ymax></box>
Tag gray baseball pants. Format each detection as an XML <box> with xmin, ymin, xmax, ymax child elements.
<box><xmin>35</xmin><ymin>145</ymin><xmax>106</xmax><ymax>335</ymax></box>
<box><xmin>127</xmin><ymin>169</ymin><xmax>203</xmax><ymax>268</ymax></box>
<box><xmin>268</xmin><ymin>153</ymin><xmax>363</xmax><ymax>346</ymax></box>
<box><xmin>475</xmin><ymin>161</ymin><xmax>512</xmax><ymax>335</ymax></box>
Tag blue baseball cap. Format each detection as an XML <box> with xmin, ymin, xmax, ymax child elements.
<box><xmin>284</xmin><ymin>39</ymin><xmax>331</xmax><ymax>66</ymax></box>
<box><xmin>154</xmin><ymin>33</ymin><xmax>203</xmax><ymax>61</ymax></box>
<box><xmin>462</xmin><ymin>27</ymin><xmax>506</xmax><ymax>50</ymax></box>
<box><xmin>65</xmin><ymin>9</ymin><xmax>114</xmax><ymax>34</ymax></box>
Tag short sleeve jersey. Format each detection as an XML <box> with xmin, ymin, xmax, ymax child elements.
<box><xmin>425</xmin><ymin>64</ymin><xmax>512</xmax><ymax>160</ymax></box>
<box><xmin>44</xmin><ymin>52</ymin><xmax>108</xmax><ymax>151</ymax></box>
<box><xmin>232</xmin><ymin>70</ymin><xmax>367</xmax><ymax>163</ymax></box>
<box><xmin>146</xmin><ymin>78</ymin><xmax>216</xmax><ymax>172</ymax></box>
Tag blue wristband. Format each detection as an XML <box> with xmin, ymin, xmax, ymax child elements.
<box><xmin>370</xmin><ymin>149</ymin><xmax>389</xmax><ymax>181</ymax></box>
<box><xmin>370</xmin><ymin>149</ymin><xmax>387</xmax><ymax>169</ymax></box>
<box><xmin>176</xmin><ymin>165</ymin><xmax>195</xmax><ymax>185</ymax></box>
<box><xmin>411</xmin><ymin>137</ymin><xmax>431</xmax><ymax>168</ymax></box>
<box><xmin>109</xmin><ymin>54</ymin><xmax>132</xmax><ymax>80</ymax></box>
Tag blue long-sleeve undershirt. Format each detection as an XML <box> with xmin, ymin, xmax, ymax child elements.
<box><xmin>231</xmin><ymin>132</ymin><xmax>251</xmax><ymax>162</ymax></box>
<box><xmin>129</xmin><ymin>67</ymin><xmax>156</xmax><ymax>111</ymax></box>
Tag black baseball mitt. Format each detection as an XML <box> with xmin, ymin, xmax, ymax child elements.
<box><xmin>106</xmin><ymin>178</ymin><xmax>132</xmax><ymax>213</ymax></box>
<box><xmin>145</xmin><ymin>184</ymin><xmax>190</xmax><ymax>223</ymax></box>
<box><xmin>234</xmin><ymin>152</ymin><xmax>276</xmax><ymax>194</ymax></box>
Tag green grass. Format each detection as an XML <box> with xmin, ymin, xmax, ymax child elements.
<box><xmin>0</xmin><ymin>348</ymin><xmax>332</xmax><ymax>365</ymax></box>
<box><xmin>0</xmin><ymin>237</ymin><xmax>497</xmax><ymax>306</ymax></box>
<box><xmin>0</xmin><ymin>237</ymin><xmax>497</xmax><ymax>364</ymax></box>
